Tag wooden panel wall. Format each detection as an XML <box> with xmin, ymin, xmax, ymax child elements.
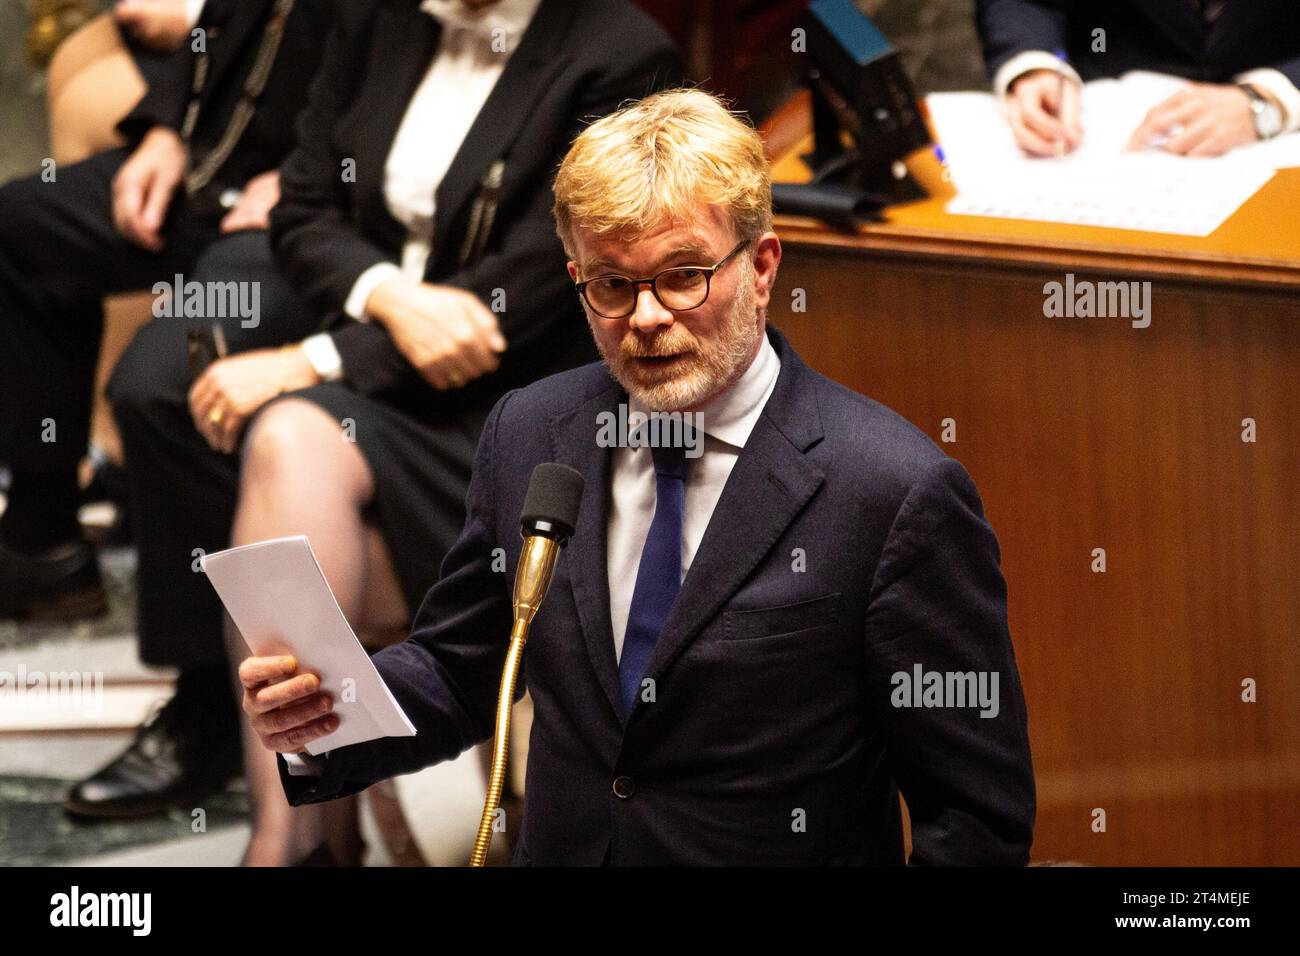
<box><xmin>770</xmin><ymin>244</ymin><xmax>1300</xmax><ymax>865</ymax></box>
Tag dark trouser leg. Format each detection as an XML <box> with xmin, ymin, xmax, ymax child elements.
<box><xmin>107</xmin><ymin>229</ymin><xmax>321</xmax><ymax>669</ymax></box>
<box><xmin>0</xmin><ymin>148</ymin><xmax>206</xmax><ymax>551</ymax></box>
<box><xmin>66</xmin><ymin>231</ymin><xmax>322</xmax><ymax>819</ymax></box>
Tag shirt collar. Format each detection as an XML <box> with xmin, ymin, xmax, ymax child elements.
<box><xmin>420</xmin><ymin>0</ymin><xmax>540</xmax><ymax>44</ymax></box>
<box><xmin>628</xmin><ymin>331</ymin><xmax>782</xmax><ymax>451</ymax></box>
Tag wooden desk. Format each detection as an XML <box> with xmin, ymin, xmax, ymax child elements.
<box><xmin>766</xmin><ymin>108</ymin><xmax>1300</xmax><ymax>866</ymax></box>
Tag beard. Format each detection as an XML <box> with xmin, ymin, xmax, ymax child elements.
<box><xmin>593</xmin><ymin>260</ymin><xmax>762</xmax><ymax>412</ymax></box>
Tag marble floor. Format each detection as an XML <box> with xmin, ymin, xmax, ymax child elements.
<box><xmin>0</xmin><ymin>537</ymin><xmax>498</xmax><ymax>868</ymax></box>
<box><xmin>0</xmin><ymin>545</ymin><xmax>254</xmax><ymax>866</ymax></box>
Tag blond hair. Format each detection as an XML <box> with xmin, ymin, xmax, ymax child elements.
<box><xmin>553</xmin><ymin>88</ymin><xmax>772</xmax><ymax>262</ymax></box>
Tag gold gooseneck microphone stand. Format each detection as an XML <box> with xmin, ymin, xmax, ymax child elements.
<box><xmin>469</xmin><ymin>462</ymin><xmax>583</xmax><ymax>868</ymax></box>
<box><xmin>468</xmin><ymin>532</ymin><xmax>560</xmax><ymax>867</ymax></box>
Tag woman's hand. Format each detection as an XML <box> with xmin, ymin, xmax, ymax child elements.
<box><xmin>189</xmin><ymin>346</ymin><xmax>320</xmax><ymax>453</ymax></box>
<box><xmin>365</xmin><ymin>277</ymin><xmax>506</xmax><ymax>390</ymax></box>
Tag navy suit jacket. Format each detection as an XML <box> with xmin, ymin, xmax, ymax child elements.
<box><xmin>279</xmin><ymin>326</ymin><xmax>1036</xmax><ymax>865</ymax></box>
<box><xmin>976</xmin><ymin>0</ymin><xmax>1300</xmax><ymax>87</ymax></box>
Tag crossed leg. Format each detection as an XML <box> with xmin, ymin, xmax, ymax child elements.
<box><xmin>232</xmin><ymin>397</ymin><xmax>408</xmax><ymax>866</ymax></box>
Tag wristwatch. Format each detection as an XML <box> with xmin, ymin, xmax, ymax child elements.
<box><xmin>301</xmin><ymin>333</ymin><xmax>344</xmax><ymax>383</ymax></box>
<box><xmin>1240</xmin><ymin>84</ymin><xmax>1284</xmax><ymax>140</ymax></box>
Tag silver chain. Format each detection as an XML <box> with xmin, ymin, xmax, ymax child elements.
<box><xmin>182</xmin><ymin>0</ymin><xmax>297</xmax><ymax>196</ymax></box>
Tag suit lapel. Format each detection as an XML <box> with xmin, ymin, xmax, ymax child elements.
<box><xmin>638</xmin><ymin>330</ymin><xmax>827</xmax><ymax>714</ymax></box>
<box><xmin>550</xmin><ymin>380</ymin><xmax>626</xmax><ymax>723</ymax></box>
<box><xmin>545</xmin><ymin>331</ymin><xmax>828</xmax><ymax>726</ymax></box>
<box><xmin>428</xmin><ymin>0</ymin><xmax>576</xmax><ymax>272</ymax></box>
<box><xmin>200</xmin><ymin>0</ymin><xmax>277</xmax><ymax>108</ymax></box>
<box><xmin>348</xmin><ymin>3</ymin><xmax>441</xmax><ymax>251</ymax></box>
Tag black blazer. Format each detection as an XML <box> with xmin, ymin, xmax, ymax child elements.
<box><xmin>268</xmin><ymin>0</ymin><xmax>684</xmax><ymax>413</ymax></box>
<box><xmin>279</xmin><ymin>326</ymin><xmax>1037</xmax><ymax>866</ymax></box>
<box><xmin>977</xmin><ymin>0</ymin><xmax>1300</xmax><ymax>87</ymax></box>
<box><xmin>117</xmin><ymin>0</ymin><xmax>332</xmax><ymax>201</ymax></box>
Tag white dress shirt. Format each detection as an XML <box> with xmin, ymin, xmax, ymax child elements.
<box><xmin>607</xmin><ymin>333</ymin><xmax>781</xmax><ymax>665</ymax></box>
<box><xmin>341</xmin><ymin>0</ymin><xmax>542</xmax><ymax>321</ymax></box>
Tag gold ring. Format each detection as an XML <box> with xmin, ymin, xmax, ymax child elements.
<box><xmin>209</xmin><ymin>407</ymin><xmax>225</xmax><ymax>426</ymax></box>
<box><xmin>447</xmin><ymin>374</ymin><xmax>463</xmax><ymax>388</ymax></box>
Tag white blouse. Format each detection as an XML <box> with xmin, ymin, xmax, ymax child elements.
<box><xmin>342</xmin><ymin>0</ymin><xmax>542</xmax><ymax>320</ymax></box>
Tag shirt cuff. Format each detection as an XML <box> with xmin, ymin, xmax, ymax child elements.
<box><xmin>301</xmin><ymin>332</ymin><xmax>344</xmax><ymax>383</ymax></box>
<box><xmin>344</xmin><ymin>263</ymin><xmax>403</xmax><ymax>323</ymax></box>
<box><xmin>994</xmin><ymin>50</ymin><xmax>1083</xmax><ymax>101</ymax></box>
<box><xmin>1236</xmin><ymin>68</ymin><xmax>1300</xmax><ymax>134</ymax></box>
<box><xmin>185</xmin><ymin>0</ymin><xmax>205</xmax><ymax>29</ymax></box>
<box><xmin>283</xmin><ymin>752</ymin><xmax>327</xmax><ymax>777</ymax></box>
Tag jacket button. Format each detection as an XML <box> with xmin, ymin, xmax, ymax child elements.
<box><xmin>612</xmin><ymin>776</ymin><xmax>635</xmax><ymax>799</ymax></box>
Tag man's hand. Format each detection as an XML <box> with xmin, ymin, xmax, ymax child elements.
<box><xmin>189</xmin><ymin>346</ymin><xmax>320</xmax><ymax>454</ymax></box>
<box><xmin>365</xmin><ymin>278</ymin><xmax>506</xmax><ymax>391</ymax></box>
<box><xmin>114</xmin><ymin>0</ymin><xmax>193</xmax><ymax>52</ymax></box>
<box><xmin>240</xmin><ymin>655</ymin><xmax>338</xmax><ymax>754</ymax></box>
<box><xmin>1006</xmin><ymin>69</ymin><xmax>1084</xmax><ymax>157</ymax></box>
<box><xmin>1126</xmin><ymin>82</ymin><xmax>1261</xmax><ymax>157</ymax></box>
<box><xmin>112</xmin><ymin>126</ymin><xmax>187</xmax><ymax>251</ymax></box>
<box><xmin>220</xmin><ymin>170</ymin><xmax>281</xmax><ymax>234</ymax></box>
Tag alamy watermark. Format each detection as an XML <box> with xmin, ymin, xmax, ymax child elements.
<box><xmin>152</xmin><ymin>273</ymin><xmax>260</xmax><ymax>328</ymax></box>
<box><xmin>595</xmin><ymin>405</ymin><xmax>705</xmax><ymax>459</ymax></box>
<box><xmin>891</xmin><ymin>665</ymin><xmax>1000</xmax><ymax>718</ymax></box>
<box><xmin>0</xmin><ymin>665</ymin><xmax>104</xmax><ymax>718</ymax></box>
<box><xmin>50</xmin><ymin>886</ymin><xmax>151</xmax><ymax>936</ymax></box>
<box><xmin>1043</xmin><ymin>273</ymin><xmax>1151</xmax><ymax>329</ymax></box>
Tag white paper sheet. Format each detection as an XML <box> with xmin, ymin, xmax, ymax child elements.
<box><xmin>927</xmin><ymin>71</ymin><xmax>1300</xmax><ymax>236</ymax></box>
<box><xmin>201</xmin><ymin>535</ymin><xmax>415</xmax><ymax>756</ymax></box>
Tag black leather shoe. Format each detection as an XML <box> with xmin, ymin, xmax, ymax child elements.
<box><xmin>0</xmin><ymin>538</ymin><xmax>108</xmax><ymax>622</ymax></box>
<box><xmin>64</xmin><ymin>696</ymin><xmax>242</xmax><ymax>819</ymax></box>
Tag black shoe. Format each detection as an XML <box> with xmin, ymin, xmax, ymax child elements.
<box><xmin>0</xmin><ymin>538</ymin><xmax>108</xmax><ymax>622</ymax></box>
<box><xmin>64</xmin><ymin>696</ymin><xmax>242</xmax><ymax>819</ymax></box>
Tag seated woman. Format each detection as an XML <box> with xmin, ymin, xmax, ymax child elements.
<box><xmin>105</xmin><ymin>0</ymin><xmax>681</xmax><ymax>865</ymax></box>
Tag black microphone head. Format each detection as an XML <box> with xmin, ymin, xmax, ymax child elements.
<box><xmin>520</xmin><ymin>463</ymin><xmax>584</xmax><ymax>542</ymax></box>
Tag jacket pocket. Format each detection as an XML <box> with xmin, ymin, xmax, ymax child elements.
<box><xmin>723</xmin><ymin>592</ymin><xmax>841</xmax><ymax>642</ymax></box>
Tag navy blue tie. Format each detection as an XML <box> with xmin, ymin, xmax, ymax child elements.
<box><xmin>618</xmin><ymin>441</ymin><xmax>690</xmax><ymax>718</ymax></box>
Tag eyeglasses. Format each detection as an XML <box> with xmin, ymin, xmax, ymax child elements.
<box><xmin>574</xmin><ymin>239</ymin><xmax>750</xmax><ymax>319</ymax></box>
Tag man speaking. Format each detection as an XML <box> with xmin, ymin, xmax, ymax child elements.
<box><xmin>239</xmin><ymin>90</ymin><xmax>1036</xmax><ymax>866</ymax></box>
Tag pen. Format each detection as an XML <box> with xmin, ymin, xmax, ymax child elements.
<box><xmin>1054</xmin><ymin>49</ymin><xmax>1068</xmax><ymax>158</ymax></box>
<box><xmin>934</xmin><ymin>144</ymin><xmax>951</xmax><ymax>183</ymax></box>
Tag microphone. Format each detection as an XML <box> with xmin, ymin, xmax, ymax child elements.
<box><xmin>513</xmin><ymin>462</ymin><xmax>584</xmax><ymax>628</ymax></box>
<box><xmin>470</xmin><ymin>462</ymin><xmax>584</xmax><ymax>866</ymax></box>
